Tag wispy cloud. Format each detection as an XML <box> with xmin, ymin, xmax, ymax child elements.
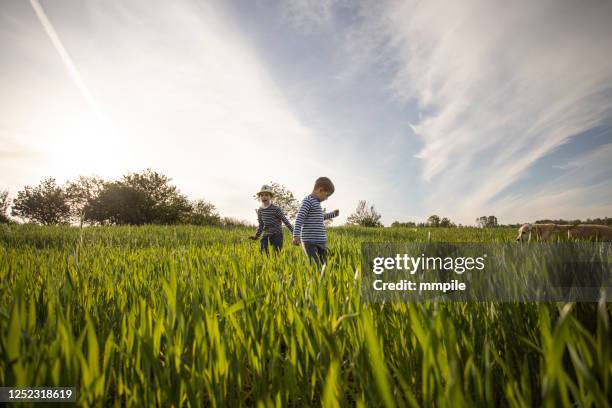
<box><xmin>279</xmin><ymin>0</ymin><xmax>338</xmax><ymax>32</ymax></box>
<box><xmin>494</xmin><ymin>144</ymin><xmax>612</xmax><ymax>221</ymax></box>
<box><xmin>268</xmin><ymin>0</ymin><xmax>612</xmax><ymax>222</ymax></box>
<box><xmin>341</xmin><ymin>0</ymin><xmax>612</xmax><ymax>221</ymax></box>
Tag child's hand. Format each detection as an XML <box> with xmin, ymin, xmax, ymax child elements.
<box><xmin>292</xmin><ymin>237</ymin><xmax>301</xmax><ymax>245</ymax></box>
<box><xmin>248</xmin><ymin>235</ymin><xmax>258</xmax><ymax>240</ymax></box>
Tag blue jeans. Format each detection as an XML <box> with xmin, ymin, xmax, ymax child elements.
<box><xmin>302</xmin><ymin>242</ymin><xmax>327</xmax><ymax>265</ymax></box>
<box><xmin>260</xmin><ymin>232</ymin><xmax>283</xmax><ymax>254</ymax></box>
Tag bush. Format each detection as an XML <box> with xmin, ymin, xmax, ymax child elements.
<box><xmin>346</xmin><ymin>200</ymin><xmax>383</xmax><ymax>227</ymax></box>
<box><xmin>186</xmin><ymin>199</ymin><xmax>221</xmax><ymax>226</ymax></box>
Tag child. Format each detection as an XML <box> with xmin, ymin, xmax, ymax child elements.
<box><xmin>250</xmin><ymin>185</ymin><xmax>294</xmax><ymax>254</ymax></box>
<box><xmin>292</xmin><ymin>177</ymin><xmax>339</xmax><ymax>265</ymax></box>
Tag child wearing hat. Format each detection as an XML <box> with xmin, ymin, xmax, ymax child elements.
<box><xmin>249</xmin><ymin>185</ymin><xmax>294</xmax><ymax>254</ymax></box>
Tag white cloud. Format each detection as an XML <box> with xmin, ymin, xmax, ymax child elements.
<box><xmin>4</xmin><ymin>0</ymin><xmax>612</xmax><ymax>225</ymax></box>
<box><xmin>361</xmin><ymin>0</ymin><xmax>612</xmax><ymax>222</ymax></box>
<box><xmin>0</xmin><ymin>0</ymin><xmax>340</xmax><ymax>221</ymax></box>
<box><xmin>277</xmin><ymin>0</ymin><xmax>612</xmax><ymax>223</ymax></box>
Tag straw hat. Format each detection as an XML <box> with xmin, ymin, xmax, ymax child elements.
<box><xmin>256</xmin><ymin>184</ymin><xmax>274</xmax><ymax>196</ymax></box>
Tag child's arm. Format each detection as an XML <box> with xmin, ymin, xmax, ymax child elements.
<box><xmin>324</xmin><ymin>209</ymin><xmax>340</xmax><ymax>220</ymax></box>
<box><xmin>278</xmin><ymin>208</ymin><xmax>293</xmax><ymax>233</ymax></box>
<box><xmin>292</xmin><ymin>199</ymin><xmax>312</xmax><ymax>244</ymax></box>
<box><xmin>250</xmin><ymin>209</ymin><xmax>263</xmax><ymax>239</ymax></box>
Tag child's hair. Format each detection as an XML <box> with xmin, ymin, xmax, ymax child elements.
<box><xmin>314</xmin><ymin>177</ymin><xmax>335</xmax><ymax>194</ymax></box>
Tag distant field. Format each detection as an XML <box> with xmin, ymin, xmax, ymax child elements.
<box><xmin>0</xmin><ymin>225</ymin><xmax>609</xmax><ymax>406</ymax></box>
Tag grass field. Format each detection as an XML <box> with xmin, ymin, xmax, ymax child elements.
<box><xmin>0</xmin><ymin>225</ymin><xmax>610</xmax><ymax>407</ymax></box>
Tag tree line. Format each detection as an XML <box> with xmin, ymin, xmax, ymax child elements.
<box><xmin>2</xmin><ymin>173</ymin><xmax>609</xmax><ymax>227</ymax></box>
<box><xmin>391</xmin><ymin>215</ymin><xmax>461</xmax><ymax>228</ymax></box>
<box><xmin>1</xmin><ymin>170</ymin><xmax>240</xmax><ymax>226</ymax></box>
<box><xmin>0</xmin><ymin>173</ymin><xmax>383</xmax><ymax>228</ymax></box>
<box><xmin>534</xmin><ymin>217</ymin><xmax>612</xmax><ymax>226</ymax></box>
<box><xmin>391</xmin><ymin>215</ymin><xmax>612</xmax><ymax>228</ymax></box>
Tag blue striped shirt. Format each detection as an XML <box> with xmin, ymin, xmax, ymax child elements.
<box><xmin>293</xmin><ymin>194</ymin><xmax>337</xmax><ymax>244</ymax></box>
<box><xmin>255</xmin><ymin>204</ymin><xmax>293</xmax><ymax>238</ymax></box>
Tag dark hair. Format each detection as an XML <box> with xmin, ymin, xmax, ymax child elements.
<box><xmin>314</xmin><ymin>177</ymin><xmax>335</xmax><ymax>194</ymax></box>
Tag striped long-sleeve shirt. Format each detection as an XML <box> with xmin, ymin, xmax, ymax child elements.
<box><xmin>293</xmin><ymin>194</ymin><xmax>338</xmax><ymax>244</ymax></box>
<box><xmin>254</xmin><ymin>204</ymin><xmax>293</xmax><ymax>238</ymax></box>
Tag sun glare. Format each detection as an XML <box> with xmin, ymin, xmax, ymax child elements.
<box><xmin>40</xmin><ymin>111</ymin><xmax>127</xmax><ymax>182</ymax></box>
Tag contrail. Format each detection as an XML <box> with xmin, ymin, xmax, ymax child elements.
<box><xmin>30</xmin><ymin>0</ymin><xmax>106</xmax><ymax>121</ymax></box>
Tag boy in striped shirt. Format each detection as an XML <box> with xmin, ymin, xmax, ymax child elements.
<box><xmin>292</xmin><ymin>177</ymin><xmax>339</xmax><ymax>265</ymax></box>
<box><xmin>249</xmin><ymin>185</ymin><xmax>294</xmax><ymax>254</ymax></box>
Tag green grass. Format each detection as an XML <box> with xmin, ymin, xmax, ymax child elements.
<box><xmin>0</xmin><ymin>225</ymin><xmax>610</xmax><ymax>407</ymax></box>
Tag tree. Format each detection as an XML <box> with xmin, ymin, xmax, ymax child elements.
<box><xmin>439</xmin><ymin>217</ymin><xmax>453</xmax><ymax>227</ymax></box>
<box><xmin>346</xmin><ymin>200</ymin><xmax>383</xmax><ymax>227</ymax></box>
<box><xmin>85</xmin><ymin>169</ymin><xmax>191</xmax><ymax>225</ymax></box>
<box><xmin>186</xmin><ymin>199</ymin><xmax>221</xmax><ymax>226</ymax></box>
<box><xmin>487</xmin><ymin>216</ymin><xmax>498</xmax><ymax>227</ymax></box>
<box><xmin>12</xmin><ymin>178</ymin><xmax>71</xmax><ymax>224</ymax></box>
<box><xmin>123</xmin><ymin>169</ymin><xmax>177</xmax><ymax>204</ymax></box>
<box><xmin>476</xmin><ymin>216</ymin><xmax>486</xmax><ymax>228</ymax></box>
<box><xmin>122</xmin><ymin>169</ymin><xmax>191</xmax><ymax>224</ymax></box>
<box><xmin>427</xmin><ymin>215</ymin><xmax>441</xmax><ymax>227</ymax></box>
<box><xmin>85</xmin><ymin>183</ymin><xmax>151</xmax><ymax>225</ymax></box>
<box><xmin>0</xmin><ymin>190</ymin><xmax>10</xmax><ymax>224</ymax></box>
<box><xmin>253</xmin><ymin>182</ymin><xmax>299</xmax><ymax>220</ymax></box>
<box><xmin>476</xmin><ymin>215</ymin><xmax>498</xmax><ymax>228</ymax></box>
<box><xmin>65</xmin><ymin>175</ymin><xmax>105</xmax><ymax>224</ymax></box>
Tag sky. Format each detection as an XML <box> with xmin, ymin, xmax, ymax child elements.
<box><xmin>1</xmin><ymin>0</ymin><xmax>611</xmax><ymax>225</ymax></box>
